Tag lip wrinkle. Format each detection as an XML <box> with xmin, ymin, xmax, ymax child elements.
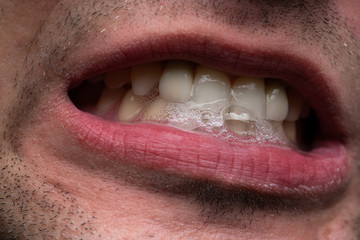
<box><xmin>60</xmin><ymin>95</ymin><xmax>349</xmax><ymax>197</ymax></box>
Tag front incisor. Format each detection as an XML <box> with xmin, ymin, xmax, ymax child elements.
<box><xmin>232</xmin><ymin>77</ymin><xmax>266</xmax><ymax>120</ymax></box>
<box><xmin>159</xmin><ymin>61</ymin><xmax>193</xmax><ymax>103</ymax></box>
<box><xmin>191</xmin><ymin>65</ymin><xmax>231</xmax><ymax>105</ymax></box>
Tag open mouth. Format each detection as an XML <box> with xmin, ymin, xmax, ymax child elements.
<box><xmin>70</xmin><ymin>60</ymin><xmax>317</xmax><ymax>150</ymax></box>
<box><xmin>60</xmin><ymin>34</ymin><xmax>349</xmax><ymax>197</ymax></box>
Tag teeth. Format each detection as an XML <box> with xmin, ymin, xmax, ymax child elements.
<box><xmin>232</xmin><ymin>77</ymin><xmax>266</xmax><ymax>120</ymax></box>
<box><xmin>118</xmin><ymin>90</ymin><xmax>145</xmax><ymax>122</ymax></box>
<box><xmin>131</xmin><ymin>62</ymin><xmax>162</xmax><ymax>96</ymax></box>
<box><xmin>225</xmin><ymin>119</ymin><xmax>255</xmax><ymax>137</ymax></box>
<box><xmin>286</xmin><ymin>88</ymin><xmax>303</xmax><ymax>121</ymax></box>
<box><xmin>159</xmin><ymin>61</ymin><xmax>193</xmax><ymax>103</ymax></box>
<box><xmin>225</xmin><ymin>105</ymin><xmax>256</xmax><ymax>121</ymax></box>
<box><xmin>143</xmin><ymin>97</ymin><xmax>169</xmax><ymax>121</ymax></box>
<box><xmin>266</xmin><ymin>80</ymin><xmax>289</xmax><ymax>121</ymax></box>
<box><xmin>271</xmin><ymin>120</ymin><xmax>285</xmax><ymax>134</ymax></box>
<box><xmin>84</xmin><ymin>60</ymin><xmax>310</xmax><ymax>145</ymax></box>
<box><xmin>191</xmin><ymin>65</ymin><xmax>231</xmax><ymax>105</ymax></box>
<box><xmin>96</xmin><ymin>87</ymin><xmax>125</xmax><ymax>114</ymax></box>
<box><xmin>283</xmin><ymin>121</ymin><xmax>297</xmax><ymax>143</ymax></box>
<box><xmin>104</xmin><ymin>68</ymin><xmax>131</xmax><ymax>89</ymax></box>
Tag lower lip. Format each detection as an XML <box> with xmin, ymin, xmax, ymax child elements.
<box><xmin>60</xmin><ymin>95</ymin><xmax>349</xmax><ymax>196</ymax></box>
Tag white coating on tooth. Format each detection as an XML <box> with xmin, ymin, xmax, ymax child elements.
<box><xmin>191</xmin><ymin>65</ymin><xmax>231</xmax><ymax>105</ymax></box>
<box><xmin>143</xmin><ymin>97</ymin><xmax>169</xmax><ymax>121</ymax></box>
<box><xmin>131</xmin><ymin>62</ymin><xmax>162</xmax><ymax>96</ymax></box>
<box><xmin>266</xmin><ymin>80</ymin><xmax>289</xmax><ymax>121</ymax></box>
<box><xmin>225</xmin><ymin>120</ymin><xmax>255</xmax><ymax>137</ymax></box>
<box><xmin>224</xmin><ymin>105</ymin><xmax>255</xmax><ymax>121</ymax></box>
<box><xmin>159</xmin><ymin>61</ymin><xmax>193</xmax><ymax>103</ymax></box>
<box><xmin>104</xmin><ymin>68</ymin><xmax>131</xmax><ymax>89</ymax></box>
<box><xmin>118</xmin><ymin>90</ymin><xmax>145</xmax><ymax>121</ymax></box>
<box><xmin>96</xmin><ymin>87</ymin><xmax>125</xmax><ymax>114</ymax></box>
<box><xmin>232</xmin><ymin>77</ymin><xmax>266</xmax><ymax>120</ymax></box>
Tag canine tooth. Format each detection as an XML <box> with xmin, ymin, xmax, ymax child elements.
<box><xmin>286</xmin><ymin>88</ymin><xmax>303</xmax><ymax>121</ymax></box>
<box><xmin>159</xmin><ymin>61</ymin><xmax>193</xmax><ymax>103</ymax></box>
<box><xmin>96</xmin><ymin>87</ymin><xmax>125</xmax><ymax>114</ymax></box>
<box><xmin>118</xmin><ymin>90</ymin><xmax>144</xmax><ymax>122</ymax></box>
<box><xmin>143</xmin><ymin>97</ymin><xmax>169</xmax><ymax>121</ymax></box>
<box><xmin>232</xmin><ymin>77</ymin><xmax>266</xmax><ymax>119</ymax></box>
<box><xmin>192</xmin><ymin>65</ymin><xmax>231</xmax><ymax>105</ymax></box>
<box><xmin>131</xmin><ymin>62</ymin><xmax>162</xmax><ymax>96</ymax></box>
<box><xmin>283</xmin><ymin>121</ymin><xmax>297</xmax><ymax>143</ymax></box>
<box><xmin>266</xmin><ymin>80</ymin><xmax>289</xmax><ymax>121</ymax></box>
<box><xmin>104</xmin><ymin>68</ymin><xmax>131</xmax><ymax>89</ymax></box>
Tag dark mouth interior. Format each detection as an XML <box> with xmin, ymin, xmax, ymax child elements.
<box><xmin>297</xmin><ymin>110</ymin><xmax>319</xmax><ymax>151</ymax></box>
<box><xmin>68</xmin><ymin>63</ymin><xmax>320</xmax><ymax>152</ymax></box>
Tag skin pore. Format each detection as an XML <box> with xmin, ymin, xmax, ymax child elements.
<box><xmin>0</xmin><ymin>0</ymin><xmax>360</xmax><ymax>239</ymax></box>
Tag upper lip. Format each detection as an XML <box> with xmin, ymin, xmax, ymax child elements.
<box><xmin>57</xmin><ymin>27</ymin><xmax>350</xmax><ymax>197</ymax></box>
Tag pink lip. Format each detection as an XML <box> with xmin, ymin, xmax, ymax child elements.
<box><xmin>62</xmin><ymin>104</ymin><xmax>348</xmax><ymax>196</ymax></box>
<box><xmin>59</xmin><ymin>32</ymin><xmax>350</xmax><ymax>196</ymax></box>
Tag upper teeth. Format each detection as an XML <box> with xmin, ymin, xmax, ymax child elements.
<box><xmin>104</xmin><ymin>68</ymin><xmax>131</xmax><ymax>89</ymax></box>
<box><xmin>266</xmin><ymin>80</ymin><xmax>289</xmax><ymax>121</ymax></box>
<box><xmin>191</xmin><ymin>65</ymin><xmax>231</xmax><ymax>105</ymax></box>
<box><xmin>131</xmin><ymin>62</ymin><xmax>162</xmax><ymax>96</ymax></box>
<box><xmin>286</xmin><ymin>88</ymin><xmax>303</xmax><ymax>121</ymax></box>
<box><xmin>231</xmin><ymin>77</ymin><xmax>266</xmax><ymax>120</ymax></box>
<box><xmin>159</xmin><ymin>61</ymin><xmax>193</xmax><ymax>103</ymax></box>
<box><xmin>91</xmin><ymin>60</ymin><xmax>308</xmax><ymax>144</ymax></box>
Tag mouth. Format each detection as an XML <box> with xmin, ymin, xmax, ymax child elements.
<box><xmin>59</xmin><ymin>32</ymin><xmax>349</xmax><ymax>197</ymax></box>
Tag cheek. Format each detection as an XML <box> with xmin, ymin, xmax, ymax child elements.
<box><xmin>335</xmin><ymin>0</ymin><xmax>360</xmax><ymax>36</ymax></box>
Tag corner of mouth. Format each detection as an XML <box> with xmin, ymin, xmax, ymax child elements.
<box><xmin>59</xmin><ymin>32</ymin><xmax>350</xmax><ymax>197</ymax></box>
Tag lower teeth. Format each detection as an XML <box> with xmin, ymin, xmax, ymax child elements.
<box><xmin>163</xmin><ymin>102</ymin><xmax>290</xmax><ymax>145</ymax></box>
<box><xmin>71</xmin><ymin>85</ymin><xmax>296</xmax><ymax>146</ymax></box>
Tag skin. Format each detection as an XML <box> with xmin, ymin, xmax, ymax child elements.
<box><xmin>0</xmin><ymin>0</ymin><xmax>360</xmax><ymax>239</ymax></box>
